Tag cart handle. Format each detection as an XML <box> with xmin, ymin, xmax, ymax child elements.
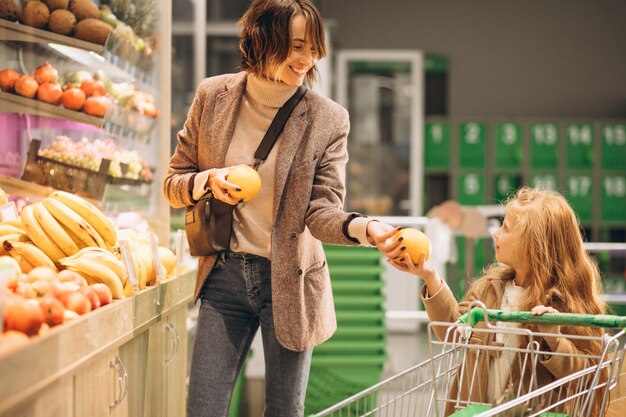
<box><xmin>458</xmin><ymin>308</ymin><xmax>626</xmax><ymax>329</ymax></box>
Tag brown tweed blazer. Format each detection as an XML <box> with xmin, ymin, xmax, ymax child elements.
<box><xmin>163</xmin><ymin>72</ymin><xmax>362</xmax><ymax>351</ymax></box>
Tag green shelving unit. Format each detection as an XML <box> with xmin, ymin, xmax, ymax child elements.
<box><xmin>305</xmin><ymin>246</ymin><xmax>387</xmax><ymax>415</ymax></box>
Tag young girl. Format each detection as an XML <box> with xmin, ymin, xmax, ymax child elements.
<box><xmin>387</xmin><ymin>187</ymin><xmax>607</xmax><ymax>414</ymax></box>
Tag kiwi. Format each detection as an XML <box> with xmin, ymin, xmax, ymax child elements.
<box><xmin>0</xmin><ymin>0</ymin><xmax>21</xmax><ymax>21</ymax></box>
<box><xmin>21</xmin><ymin>1</ymin><xmax>49</xmax><ymax>28</ymax></box>
<box><xmin>69</xmin><ymin>0</ymin><xmax>98</xmax><ymax>21</ymax></box>
<box><xmin>43</xmin><ymin>0</ymin><xmax>68</xmax><ymax>11</ymax></box>
<box><xmin>48</xmin><ymin>8</ymin><xmax>75</xmax><ymax>35</ymax></box>
<box><xmin>74</xmin><ymin>17</ymin><xmax>112</xmax><ymax>44</ymax></box>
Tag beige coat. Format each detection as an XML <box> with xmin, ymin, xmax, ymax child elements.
<box><xmin>422</xmin><ymin>276</ymin><xmax>604</xmax><ymax>415</ymax></box>
<box><xmin>163</xmin><ymin>72</ymin><xmax>361</xmax><ymax>351</ymax></box>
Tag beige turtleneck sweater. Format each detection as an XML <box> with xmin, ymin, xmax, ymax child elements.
<box><xmin>225</xmin><ymin>74</ymin><xmax>296</xmax><ymax>257</ymax></box>
<box><xmin>194</xmin><ymin>73</ymin><xmax>371</xmax><ymax>259</ymax></box>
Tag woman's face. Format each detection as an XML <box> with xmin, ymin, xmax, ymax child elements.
<box><xmin>269</xmin><ymin>14</ymin><xmax>317</xmax><ymax>86</ymax></box>
<box><xmin>493</xmin><ymin>208</ymin><xmax>528</xmax><ymax>273</ymax></box>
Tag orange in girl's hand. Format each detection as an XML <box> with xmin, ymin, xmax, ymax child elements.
<box><xmin>227</xmin><ymin>166</ymin><xmax>261</xmax><ymax>202</ymax></box>
<box><xmin>395</xmin><ymin>228</ymin><xmax>431</xmax><ymax>262</ymax></box>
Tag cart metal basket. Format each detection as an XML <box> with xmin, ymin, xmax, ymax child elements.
<box><xmin>311</xmin><ymin>303</ymin><xmax>626</xmax><ymax>417</ymax></box>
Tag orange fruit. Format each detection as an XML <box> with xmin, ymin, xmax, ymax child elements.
<box><xmin>227</xmin><ymin>166</ymin><xmax>261</xmax><ymax>202</ymax></box>
<box><xmin>396</xmin><ymin>228</ymin><xmax>431</xmax><ymax>262</ymax></box>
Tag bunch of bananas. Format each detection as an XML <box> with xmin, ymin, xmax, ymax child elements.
<box><xmin>20</xmin><ymin>191</ymin><xmax>117</xmax><ymax>263</ymax></box>
<box><xmin>58</xmin><ymin>247</ymin><xmax>127</xmax><ymax>299</ymax></box>
<box><xmin>112</xmin><ymin>243</ymin><xmax>165</xmax><ymax>291</ymax></box>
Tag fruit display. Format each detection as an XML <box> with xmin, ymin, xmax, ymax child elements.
<box><xmin>38</xmin><ymin>136</ymin><xmax>153</xmax><ymax>181</ymax></box>
<box><xmin>0</xmin><ymin>188</ymin><xmax>177</xmax><ymax>297</ymax></box>
<box><xmin>1</xmin><ymin>258</ymin><xmax>115</xmax><ymax>338</ymax></box>
<box><xmin>0</xmin><ymin>0</ymin><xmax>158</xmax><ymax>69</ymax></box>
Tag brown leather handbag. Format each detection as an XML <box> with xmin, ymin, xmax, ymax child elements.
<box><xmin>185</xmin><ymin>85</ymin><xmax>307</xmax><ymax>256</ymax></box>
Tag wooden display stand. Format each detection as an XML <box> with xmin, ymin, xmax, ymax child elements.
<box><xmin>0</xmin><ymin>271</ymin><xmax>195</xmax><ymax>417</ymax></box>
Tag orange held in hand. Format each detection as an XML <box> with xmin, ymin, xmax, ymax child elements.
<box><xmin>396</xmin><ymin>228</ymin><xmax>431</xmax><ymax>263</ymax></box>
<box><xmin>227</xmin><ymin>166</ymin><xmax>262</xmax><ymax>202</ymax></box>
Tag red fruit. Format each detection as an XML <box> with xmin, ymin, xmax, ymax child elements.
<box><xmin>90</xmin><ymin>283</ymin><xmax>113</xmax><ymax>306</ymax></box>
<box><xmin>80</xmin><ymin>286</ymin><xmax>101</xmax><ymax>310</ymax></box>
<box><xmin>83</xmin><ymin>94</ymin><xmax>111</xmax><ymax>117</ymax></box>
<box><xmin>63</xmin><ymin>291</ymin><xmax>91</xmax><ymax>315</ymax></box>
<box><xmin>4</xmin><ymin>298</ymin><xmax>44</xmax><ymax>336</ymax></box>
<box><xmin>60</xmin><ymin>85</ymin><xmax>86</xmax><ymax>111</ymax></box>
<box><xmin>37</xmin><ymin>82</ymin><xmax>63</xmax><ymax>105</ymax></box>
<box><xmin>38</xmin><ymin>296</ymin><xmax>65</xmax><ymax>327</ymax></box>
<box><xmin>34</xmin><ymin>62</ymin><xmax>59</xmax><ymax>85</ymax></box>
<box><xmin>0</xmin><ymin>68</ymin><xmax>21</xmax><ymax>92</ymax></box>
<box><xmin>80</xmin><ymin>78</ymin><xmax>105</xmax><ymax>97</ymax></box>
<box><xmin>14</xmin><ymin>75</ymin><xmax>39</xmax><ymax>98</ymax></box>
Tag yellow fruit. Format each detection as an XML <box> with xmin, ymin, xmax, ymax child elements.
<box><xmin>396</xmin><ymin>228</ymin><xmax>431</xmax><ymax>262</ymax></box>
<box><xmin>157</xmin><ymin>246</ymin><xmax>176</xmax><ymax>276</ymax></box>
<box><xmin>227</xmin><ymin>166</ymin><xmax>261</xmax><ymax>202</ymax></box>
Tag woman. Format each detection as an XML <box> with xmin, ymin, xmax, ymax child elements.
<box><xmin>387</xmin><ymin>187</ymin><xmax>607</xmax><ymax>415</ymax></box>
<box><xmin>163</xmin><ymin>1</ymin><xmax>396</xmax><ymax>416</ymax></box>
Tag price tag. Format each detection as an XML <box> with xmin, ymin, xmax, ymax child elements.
<box><xmin>149</xmin><ymin>232</ymin><xmax>165</xmax><ymax>285</ymax></box>
<box><xmin>118</xmin><ymin>240</ymin><xmax>138</xmax><ymax>293</ymax></box>
<box><xmin>0</xmin><ymin>264</ymin><xmax>15</xmax><ymax>333</ymax></box>
<box><xmin>0</xmin><ymin>202</ymin><xmax>19</xmax><ymax>221</ymax></box>
<box><xmin>175</xmin><ymin>229</ymin><xmax>185</xmax><ymax>273</ymax></box>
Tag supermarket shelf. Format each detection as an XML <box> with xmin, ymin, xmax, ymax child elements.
<box><xmin>0</xmin><ymin>91</ymin><xmax>104</xmax><ymax>128</ymax></box>
<box><xmin>0</xmin><ymin>270</ymin><xmax>195</xmax><ymax>415</ymax></box>
<box><xmin>0</xmin><ymin>19</ymin><xmax>104</xmax><ymax>53</ymax></box>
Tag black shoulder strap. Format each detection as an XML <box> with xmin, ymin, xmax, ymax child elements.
<box><xmin>253</xmin><ymin>85</ymin><xmax>307</xmax><ymax>169</ymax></box>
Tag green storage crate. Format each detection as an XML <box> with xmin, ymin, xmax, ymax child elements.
<box><xmin>530</xmin><ymin>122</ymin><xmax>559</xmax><ymax>169</ymax></box>
<box><xmin>331</xmin><ymin>280</ymin><xmax>385</xmax><ymax>295</ymax></box>
<box><xmin>601</xmin><ymin>124</ymin><xmax>626</xmax><ymax>170</ymax></box>
<box><xmin>327</xmin><ymin>265</ymin><xmax>385</xmax><ymax>280</ymax></box>
<box><xmin>457</xmin><ymin>172</ymin><xmax>486</xmax><ymax>205</ymax></box>
<box><xmin>323</xmin><ymin>245</ymin><xmax>382</xmax><ymax>266</ymax></box>
<box><xmin>425</xmin><ymin>120</ymin><xmax>451</xmax><ymax>169</ymax></box>
<box><xmin>565</xmin><ymin>123</ymin><xmax>594</xmax><ymax>169</ymax></box>
<box><xmin>565</xmin><ymin>172</ymin><xmax>594</xmax><ymax>224</ymax></box>
<box><xmin>600</xmin><ymin>174</ymin><xmax>626</xmax><ymax>223</ymax></box>
<box><xmin>305</xmin><ymin>362</ymin><xmax>385</xmax><ymax>415</ymax></box>
<box><xmin>529</xmin><ymin>172</ymin><xmax>559</xmax><ymax>191</ymax></box>
<box><xmin>494</xmin><ymin>174</ymin><xmax>521</xmax><ymax>203</ymax></box>
<box><xmin>459</xmin><ymin>121</ymin><xmax>487</xmax><ymax>168</ymax></box>
<box><xmin>495</xmin><ymin>122</ymin><xmax>523</xmax><ymax>169</ymax></box>
<box><xmin>335</xmin><ymin>310</ymin><xmax>386</xmax><ymax>326</ymax></box>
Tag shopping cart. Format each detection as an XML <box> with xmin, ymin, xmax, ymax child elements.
<box><xmin>310</xmin><ymin>302</ymin><xmax>626</xmax><ymax>417</ymax></box>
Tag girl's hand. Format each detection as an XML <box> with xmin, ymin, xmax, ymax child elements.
<box><xmin>531</xmin><ymin>305</ymin><xmax>561</xmax><ymax>351</ymax></box>
<box><xmin>388</xmin><ymin>252</ymin><xmax>442</xmax><ymax>295</ymax></box>
<box><xmin>208</xmin><ymin>165</ymin><xmax>246</xmax><ymax>205</ymax></box>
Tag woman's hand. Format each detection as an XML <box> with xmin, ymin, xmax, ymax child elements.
<box><xmin>531</xmin><ymin>305</ymin><xmax>561</xmax><ymax>351</ymax></box>
<box><xmin>208</xmin><ymin>165</ymin><xmax>246</xmax><ymax>205</ymax></box>
<box><xmin>366</xmin><ymin>222</ymin><xmax>402</xmax><ymax>257</ymax></box>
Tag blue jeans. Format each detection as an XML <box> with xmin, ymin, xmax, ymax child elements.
<box><xmin>188</xmin><ymin>251</ymin><xmax>313</xmax><ymax>417</ymax></box>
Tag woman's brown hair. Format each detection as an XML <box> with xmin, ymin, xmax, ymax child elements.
<box><xmin>238</xmin><ymin>0</ymin><xmax>326</xmax><ymax>85</ymax></box>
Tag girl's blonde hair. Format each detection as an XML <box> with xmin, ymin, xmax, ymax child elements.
<box><xmin>238</xmin><ymin>0</ymin><xmax>326</xmax><ymax>86</ymax></box>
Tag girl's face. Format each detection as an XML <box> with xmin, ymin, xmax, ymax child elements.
<box><xmin>268</xmin><ymin>14</ymin><xmax>317</xmax><ymax>86</ymax></box>
<box><xmin>493</xmin><ymin>208</ymin><xmax>528</xmax><ymax>273</ymax></box>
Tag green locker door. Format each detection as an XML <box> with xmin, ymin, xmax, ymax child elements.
<box><xmin>565</xmin><ymin>173</ymin><xmax>594</xmax><ymax>224</ymax></box>
<box><xmin>601</xmin><ymin>175</ymin><xmax>626</xmax><ymax>223</ymax></box>
<box><xmin>458</xmin><ymin>172</ymin><xmax>486</xmax><ymax>205</ymax></box>
<box><xmin>495</xmin><ymin>174</ymin><xmax>521</xmax><ymax>203</ymax></box>
<box><xmin>566</xmin><ymin>123</ymin><xmax>594</xmax><ymax>169</ymax></box>
<box><xmin>495</xmin><ymin>122</ymin><xmax>522</xmax><ymax>169</ymax></box>
<box><xmin>424</xmin><ymin>121</ymin><xmax>450</xmax><ymax>169</ymax></box>
<box><xmin>529</xmin><ymin>172</ymin><xmax>559</xmax><ymax>191</ymax></box>
<box><xmin>459</xmin><ymin>122</ymin><xmax>486</xmax><ymax>168</ymax></box>
<box><xmin>601</xmin><ymin>124</ymin><xmax>626</xmax><ymax>170</ymax></box>
<box><xmin>530</xmin><ymin>123</ymin><xmax>559</xmax><ymax>169</ymax></box>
